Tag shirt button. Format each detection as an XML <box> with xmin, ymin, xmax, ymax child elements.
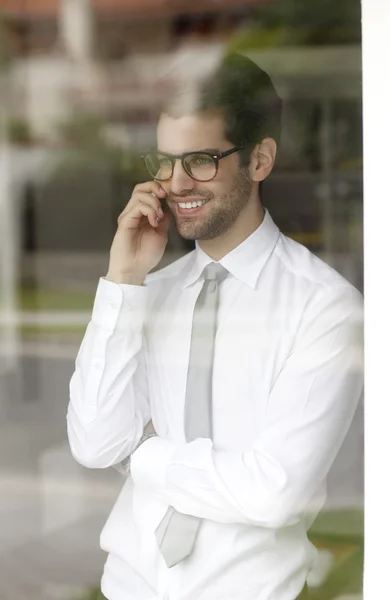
<box><xmin>163</xmin><ymin>596</ymin><xmax>169</xmax><ymax>600</ymax></box>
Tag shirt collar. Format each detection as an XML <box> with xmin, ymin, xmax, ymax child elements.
<box><xmin>182</xmin><ymin>209</ymin><xmax>280</xmax><ymax>290</ymax></box>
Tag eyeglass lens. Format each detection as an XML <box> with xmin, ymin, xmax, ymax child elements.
<box><xmin>145</xmin><ymin>153</ymin><xmax>217</xmax><ymax>182</ymax></box>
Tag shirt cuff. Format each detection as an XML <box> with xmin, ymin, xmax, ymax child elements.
<box><xmin>131</xmin><ymin>437</ymin><xmax>182</xmax><ymax>491</ymax></box>
<box><xmin>91</xmin><ymin>277</ymin><xmax>149</xmax><ymax>332</ymax></box>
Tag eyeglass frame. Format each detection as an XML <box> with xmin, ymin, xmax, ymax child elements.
<box><xmin>141</xmin><ymin>145</ymin><xmax>245</xmax><ymax>182</ymax></box>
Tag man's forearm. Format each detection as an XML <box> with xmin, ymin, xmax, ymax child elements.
<box><xmin>67</xmin><ymin>277</ymin><xmax>151</xmax><ymax>469</ymax></box>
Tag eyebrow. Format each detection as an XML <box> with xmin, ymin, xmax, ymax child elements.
<box><xmin>155</xmin><ymin>148</ymin><xmax>221</xmax><ymax>156</ymax></box>
<box><xmin>201</xmin><ymin>148</ymin><xmax>220</xmax><ymax>155</ymax></box>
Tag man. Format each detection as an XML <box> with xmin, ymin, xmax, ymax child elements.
<box><xmin>67</xmin><ymin>53</ymin><xmax>363</xmax><ymax>600</ymax></box>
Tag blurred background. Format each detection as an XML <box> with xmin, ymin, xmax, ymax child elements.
<box><xmin>0</xmin><ymin>1</ymin><xmax>363</xmax><ymax>599</ymax></box>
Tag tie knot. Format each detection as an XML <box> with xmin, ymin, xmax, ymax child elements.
<box><xmin>203</xmin><ymin>263</ymin><xmax>228</xmax><ymax>283</ymax></box>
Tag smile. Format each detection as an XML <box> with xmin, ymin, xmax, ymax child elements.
<box><xmin>178</xmin><ymin>199</ymin><xmax>209</xmax><ymax>209</ymax></box>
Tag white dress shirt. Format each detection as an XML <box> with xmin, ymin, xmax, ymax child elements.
<box><xmin>67</xmin><ymin>209</ymin><xmax>363</xmax><ymax>600</ymax></box>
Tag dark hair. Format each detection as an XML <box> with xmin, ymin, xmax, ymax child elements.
<box><xmin>158</xmin><ymin>52</ymin><xmax>282</xmax><ymax>166</ymax></box>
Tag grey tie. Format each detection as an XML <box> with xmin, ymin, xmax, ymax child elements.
<box><xmin>155</xmin><ymin>263</ymin><xmax>228</xmax><ymax>568</ymax></box>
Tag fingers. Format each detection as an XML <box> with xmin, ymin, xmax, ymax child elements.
<box><xmin>118</xmin><ymin>181</ymin><xmax>167</xmax><ymax>230</ymax></box>
<box><xmin>118</xmin><ymin>197</ymin><xmax>157</xmax><ymax>229</ymax></box>
<box><xmin>133</xmin><ymin>180</ymin><xmax>167</xmax><ymax>198</ymax></box>
<box><xmin>134</xmin><ymin>181</ymin><xmax>167</xmax><ymax>216</ymax></box>
<box><xmin>156</xmin><ymin>208</ymin><xmax>171</xmax><ymax>237</ymax></box>
<box><xmin>139</xmin><ymin>192</ymin><xmax>165</xmax><ymax>220</ymax></box>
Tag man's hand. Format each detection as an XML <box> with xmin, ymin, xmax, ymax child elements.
<box><xmin>106</xmin><ymin>181</ymin><xmax>171</xmax><ymax>285</ymax></box>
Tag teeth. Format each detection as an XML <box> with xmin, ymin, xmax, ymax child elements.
<box><xmin>178</xmin><ymin>200</ymin><xmax>208</xmax><ymax>209</ymax></box>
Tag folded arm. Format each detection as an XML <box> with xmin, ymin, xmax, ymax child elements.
<box><xmin>131</xmin><ymin>286</ymin><xmax>364</xmax><ymax>529</ymax></box>
<box><xmin>67</xmin><ymin>278</ymin><xmax>151</xmax><ymax>468</ymax></box>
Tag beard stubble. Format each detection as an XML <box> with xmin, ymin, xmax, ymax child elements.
<box><xmin>170</xmin><ymin>166</ymin><xmax>253</xmax><ymax>241</ymax></box>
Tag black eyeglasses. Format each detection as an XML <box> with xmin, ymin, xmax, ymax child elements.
<box><xmin>142</xmin><ymin>146</ymin><xmax>244</xmax><ymax>183</ymax></box>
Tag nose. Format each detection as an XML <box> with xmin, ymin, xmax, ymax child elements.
<box><xmin>170</xmin><ymin>158</ymin><xmax>195</xmax><ymax>192</ymax></box>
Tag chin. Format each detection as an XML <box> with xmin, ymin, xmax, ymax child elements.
<box><xmin>177</xmin><ymin>227</ymin><xmax>199</xmax><ymax>241</ymax></box>
<box><xmin>175</xmin><ymin>215</ymin><xmax>222</xmax><ymax>241</ymax></box>
<box><xmin>179</xmin><ymin>227</ymin><xmax>218</xmax><ymax>242</ymax></box>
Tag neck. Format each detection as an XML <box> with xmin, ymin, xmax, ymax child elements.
<box><xmin>198</xmin><ymin>193</ymin><xmax>265</xmax><ymax>261</ymax></box>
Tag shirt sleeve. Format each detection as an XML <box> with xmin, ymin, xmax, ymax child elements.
<box><xmin>67</xmin><ymin>277</ymin><xmax>151</xmax><ymax>469</ymax></box>
<box><xmin>131</xmin><ymin>285</ymin><xmax>364</xmax><ymax>528</ymax></box>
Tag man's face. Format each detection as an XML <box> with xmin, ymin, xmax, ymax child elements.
<box><xmin>156</xmin><ymin>111</ymin><xmax>254</xmax><ymax>241</ymax></box>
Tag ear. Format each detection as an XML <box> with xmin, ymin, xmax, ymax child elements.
<box><xmin>249</xmin><ymin>138</ymin><xmax>277</xmax><ymax>183</ymax></box>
